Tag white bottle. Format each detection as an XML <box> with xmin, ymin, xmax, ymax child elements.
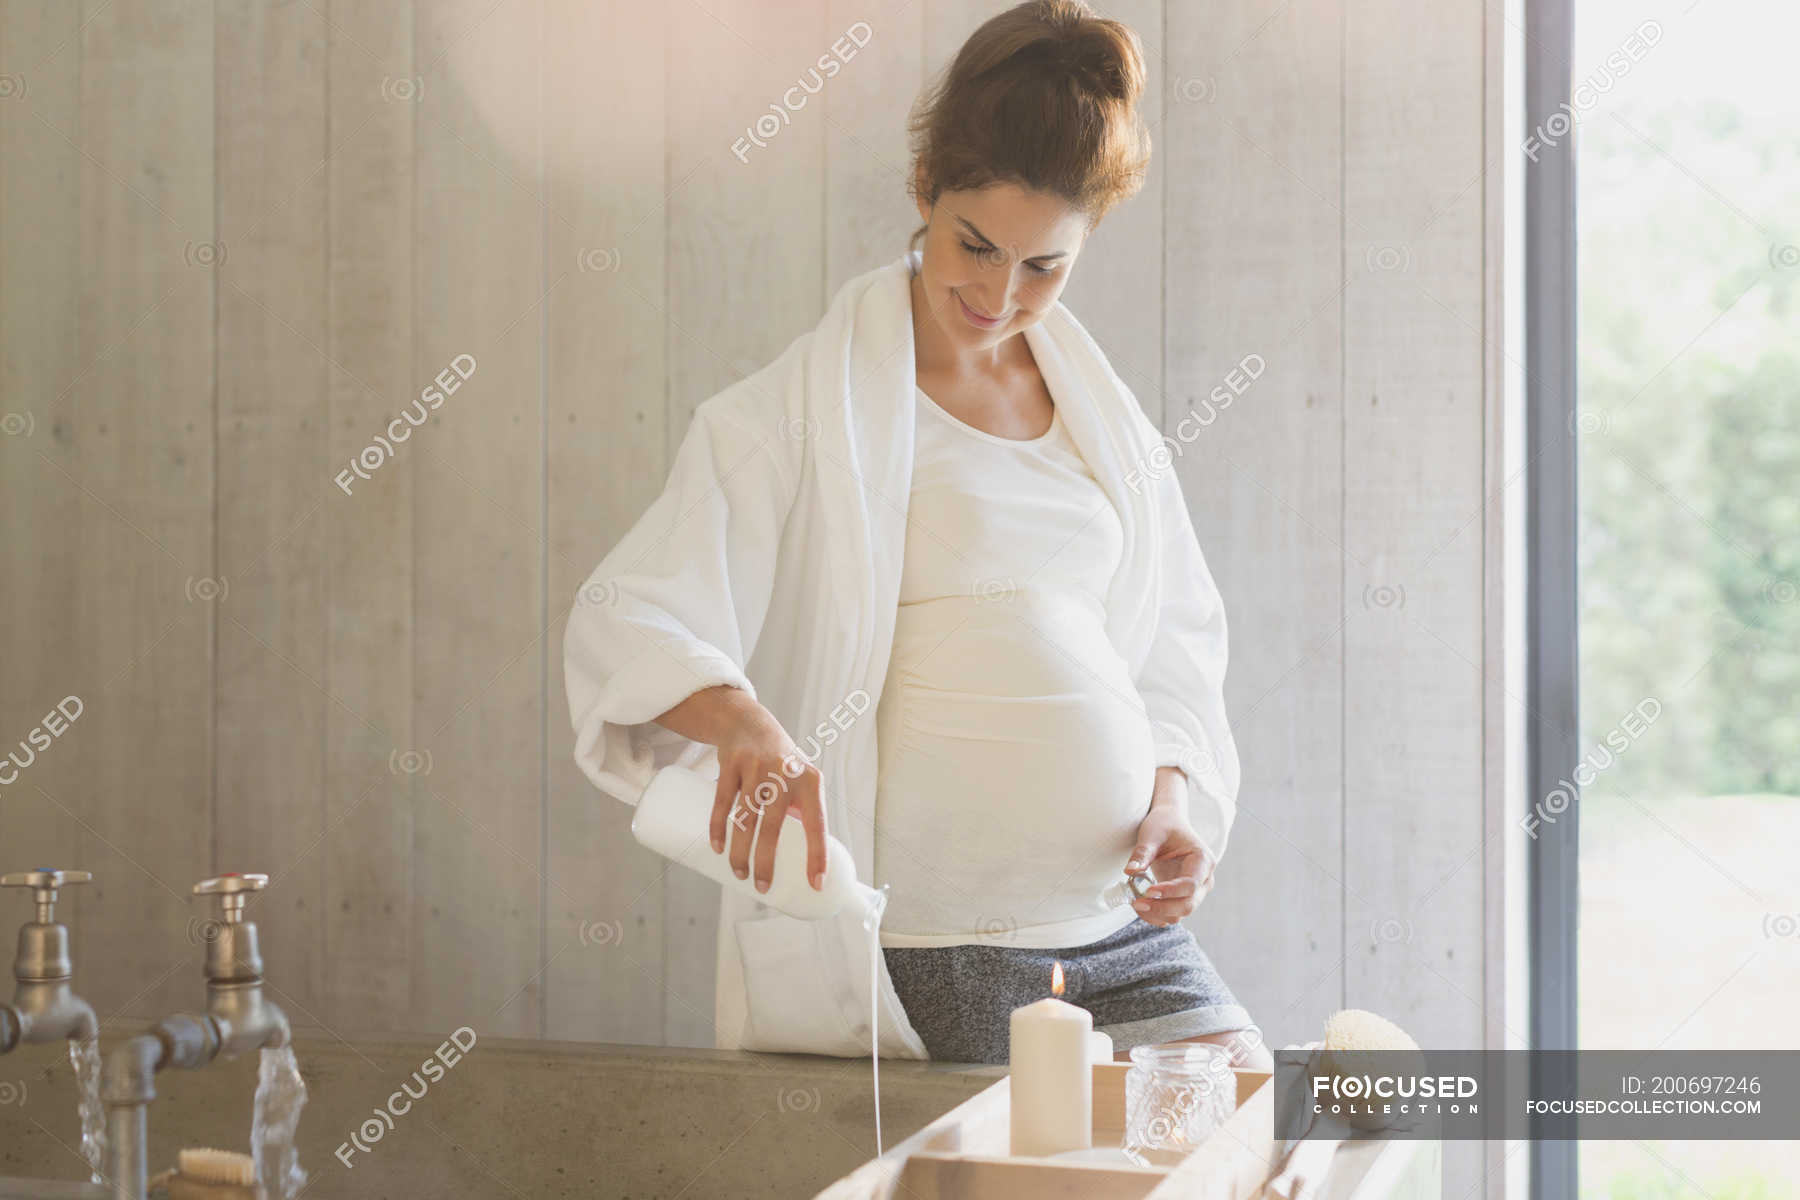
<box><xmin>631</xmin><ymin>762</ymin><xmax>878</xmax><ymax>921</ymax></box>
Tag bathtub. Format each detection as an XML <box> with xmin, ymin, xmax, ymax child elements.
<box><xmin>0</xmin><ymin>1023</ymin><xmax>1001</xmax><ymax>1198</ymax></box>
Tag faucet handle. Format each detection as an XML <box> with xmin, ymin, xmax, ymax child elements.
<box><xmin>1</xmin><ymin>869</ymin><xmax>92</xmax><ymax>923</ymax></box>
<box><xmin>194</xmin><ymin>873</ymin><xmax>269</xmax><ymax>924</ymax></box>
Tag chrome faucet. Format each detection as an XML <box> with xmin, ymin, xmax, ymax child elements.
<box><xmin>187</xmin><ymin>874</ymin><xmax>291</xmax><ymax>1058</ymax></box>
<box><xmin>0</xmin><ymin>869</ymin><xmax>99</xmax><ymax>1052</ymax></box>
<box><xmin>101</xmin><ymin>874</ymin><xmax>291</xmax><ymax>1200</ymax></box>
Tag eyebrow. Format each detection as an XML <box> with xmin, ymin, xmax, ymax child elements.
<box><xmin>955</xmin><ymin>216</ymin><xmax>1070</xmax><ymax>261</ymax></box>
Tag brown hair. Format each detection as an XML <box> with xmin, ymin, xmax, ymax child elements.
<box><xmin>906</xmin><ymin>0</ymin><xmax>1151</xmax><ymax>253</ymax></box>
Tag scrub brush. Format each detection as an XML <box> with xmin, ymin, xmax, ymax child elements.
<box><xmin>146</xmin><ymin>1147</ymin><xmax>258</xmax><ymax>1199</ymax></box>
<box><xmin>1266</xmin><ymin>1009</ymin><xmax>1424</xmax><ymax>1200</ymax></box>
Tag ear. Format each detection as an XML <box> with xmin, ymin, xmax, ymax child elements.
<box><xmin>912</xmin><ymin>161</ymin><xmax>932</xmax><ymax>223</ymax></box>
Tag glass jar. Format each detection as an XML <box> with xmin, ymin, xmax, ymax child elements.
<box><xmin>1121</xmin><ymin>1042</ymin><xmax>1237</xmax><ymax>1166</ymax></box>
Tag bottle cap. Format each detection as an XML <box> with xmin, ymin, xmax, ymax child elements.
<box><xmin>1103</xmin><ymin>871</ymin><xmax>1156</xmax><ymax>908</ymax></box>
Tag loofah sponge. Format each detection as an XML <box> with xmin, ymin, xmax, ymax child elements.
<box><xmin>1316</xmin><ymin>1008</ymin><xmax>1427</xmax><ymax>1134</ymax></box>
<box><xmin>1322</xmin><ymin>1008</ymin><xmax>1421</xmax><ymax>1053</ymax></box>
<box><xmin>1267</xmin><ymin>1009</ymin><xmax>1428</xmax><ymax>1197</ymax></box>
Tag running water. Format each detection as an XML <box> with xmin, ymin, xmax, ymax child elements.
<box><xmin>251</xmin><ymin>1045</ymin><xmax>309</xmax><ymax>1199</ymax></box>
<box><xmin>68</xmin><ymin>1036</ymin><xmax>105</xmax><ymax>1183</ymax></box>
<box><xmin>862</xmin><ymin>885</ymin><xmax>889</xmax><ymax>1156</ymax></box>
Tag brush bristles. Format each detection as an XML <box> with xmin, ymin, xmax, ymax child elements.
<box><xmin>177</xmin><ymin>1147</ymin><xmax>255</xmax><ymax>1186</ymax></box>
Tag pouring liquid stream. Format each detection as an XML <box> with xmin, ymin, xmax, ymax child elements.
<box><xmin>863</xmin><ymin>885</ymin><xmax>888</xmax><ymax>1157</ymax></box>
<box><xmin>69</xmin><ymin>1036</ymin><xmax>105</xmax><ymax>1183</ymax></box>
<box><xmin>252</xmin><ymin>1045</ymin><xmax>309</xmax><ymax>1199</ymax></box>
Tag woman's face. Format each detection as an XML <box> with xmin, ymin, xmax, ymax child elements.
<box><xmin>914</xmin><ymin>181</ymin><xmax>1090</xmax><ymax>351</ymax></box>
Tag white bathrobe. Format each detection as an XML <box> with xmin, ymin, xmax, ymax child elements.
<box><xmin>563</xmin><ymin>249</ymin><xmax>1240</xmax><ymax>1058</ymax></box>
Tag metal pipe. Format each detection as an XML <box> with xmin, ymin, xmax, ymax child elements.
<box><xmin>99</xmin><ymin>1034</ymin><xmax>162</xmax><ymax>1200</ymax></box>
<box><xmin>103</xmin><ymin>1102</ymin><xmax>144</xmax><ymax>1200</ymax></box>
<box><xmin>94</xmin><ymin>875</ymin><xmax>287</xmax><ymax>1200</ymax></box>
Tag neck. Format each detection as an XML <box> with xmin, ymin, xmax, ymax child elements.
<box><xmin>909</xmin><ymin>267</ymin><xmax>1023</xmax><ymax>380</ymax></box>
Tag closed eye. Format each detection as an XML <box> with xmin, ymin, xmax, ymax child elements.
<box><xmin>959</xmin><ymin>240</ymin><xmax>1059</xmax><ymax>276</ymax></box>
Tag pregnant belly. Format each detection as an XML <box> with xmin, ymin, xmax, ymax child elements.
<box><xmin>873</xmin><ymin>595</ymin><xmax>1156</xmax><ymax>944</ymax></box>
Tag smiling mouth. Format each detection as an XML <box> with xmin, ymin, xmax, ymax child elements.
<box><xmin>955</xmin><ymin>291</ymin><xmax>1006</xmax><ymax>327</ymax></box>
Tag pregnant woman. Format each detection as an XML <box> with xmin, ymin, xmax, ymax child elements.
<box><xmin>566</xmin><ymin>0</ymin><xmax>1270</xmax><ymax>1070</ymax></box>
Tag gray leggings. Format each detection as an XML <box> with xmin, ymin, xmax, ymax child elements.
<box><xmin>883</xmin><ymin>917</ymin><xmax>1255</xmax><ymax>1064</ymax></box>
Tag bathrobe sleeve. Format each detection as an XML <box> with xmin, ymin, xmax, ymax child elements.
<box><xmin>1126</xmin><ymin>409</ymin><xmax>1243</xmax><ymax>870</ymax></box>
<box><xmin>563</xmin><ymin>379</ymin><xmax>801</xmax><ymax>807</ymax></box>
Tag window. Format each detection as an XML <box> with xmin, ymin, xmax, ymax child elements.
<box><xmin>1530</xmin><ymin>0</ymin><xmax>1800</xmax><ymax>1194</ymax></box>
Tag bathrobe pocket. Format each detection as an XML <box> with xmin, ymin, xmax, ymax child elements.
<box><xmin>732</xmin><ymin>912</ymin><xmax>866</xmax><ymax>1054</ymax></box>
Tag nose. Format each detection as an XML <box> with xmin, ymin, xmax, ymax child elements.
<box><xmin>971</xmin><ymin>254</ymin><xmax>1019</xmax><ymax>317</ymax></box>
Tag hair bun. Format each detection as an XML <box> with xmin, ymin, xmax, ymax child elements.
<box><xmin>1009</xmin><ymin>5</ymin><xmax>1144</xmax><ymax>106</ymax></box>
<box><xmin>906</xmin><ymin>0</ymin><xmax>1154</xmax><ymax>227</ymax></box>
<box><xmin>1065</xmin><ymin>35</ymin><xmax>1137</xmax><ymax>102</ymax></box>
<box><xmin>1063</xmin><ymin>26</ymin><xmax>1142</xmax><ymax>104</ymax></box>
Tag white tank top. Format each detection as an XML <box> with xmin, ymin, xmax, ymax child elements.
<box><xmin>873</xmin><ymin>387</ymin><xmax>1155</xmax><ymax>948</ymax></box>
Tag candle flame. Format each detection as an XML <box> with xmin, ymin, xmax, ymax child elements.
<box><xmin>1051</xmin><ymin>961</ymin><xmax>1065</xmax><ymax>997</ymax></box>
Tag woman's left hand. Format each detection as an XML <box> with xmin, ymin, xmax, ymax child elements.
<box><xmin>1125</xmin><ymin>768</ymin><xmax>1218</xmax><ymax>927</ymax></box>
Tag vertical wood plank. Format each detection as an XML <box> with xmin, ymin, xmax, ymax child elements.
<box><xmin>921</xmin><ymin>3</ymin><xmax>995</xmax><ymax>89</ymax></box>
<box><xmin>1048</xmin><ymin>0</ymin><xmax>1164</xmax><ymax>429</ymax></box>
<box><xmin>824</xmin><ymin>0</ymin><xmax>921</xmax><ymax>291</ymax></box>
<box><xmin>543</xmin><ymin>0</ymin><xmax>670</xmax><ymax>1044</ymax></box>
<box><xmin>323</xmin><ymin>0</ymin><xmax>418</xmax><ymax>1035</ymax></box>
<box><xmin>413</xmin><ymin>0</ymin><xmax>544</xmax><ymax>1039</ymax></box>
<box><xmin>1163</xmin><ymin>0</ymin><xmax>1346</xmax><ymax>1052</ymax></box>
<box><xmin>0</xmin><ymin>2</ymin><xmax>86</xmax><ymax>942</ymax></box>
<box><xmin>662</xmin><ymin>0</ymin><xmax>827</xmax><ymax>1046</ymax></box>
<box><xmin>213</xmin><ymin>0</ymin><xmax>329</xmax><ymax>1021</ymax></box>
<box><xmin>61</xmin><ymin>0</ymin><xmax>216</xmax><ymax>1022</ymax></box>
<box><xmin>1344</xmin><ymin>0</ymin><xmax>1485</xmax><ymax>1193</ymax></box>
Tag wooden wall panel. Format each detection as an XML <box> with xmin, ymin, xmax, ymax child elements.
<box><xmin>661</xmin><ymin>0</ymin><xmax>829</xmax><ymax>1047</ymax></box>
<box><xmin>67</xmin><ymin>0</ymin><xmax>216</xmax><ymax>1023</ymax></box>
<box><xmin>825</xmin><ymin>0</ymin><xmax>921</xmax><ymax>293</ymax></box>
<box><xmin>322</xmin><ymin>0</ymin><xmax>417</xmax><ymax>1036</ymax></box>
<box><xmin>214</xmin><ymin>0</ymin><xmax>329</xmax><ymax>1021</ymax></box>
<box><xmin>1343</xmin><ymin>0</ymin><xmax>1487</xmax><ymax>1039</ymax></box>
<box><xmin>411</xmin><ymin>0</ymin><xmax>545</xmax><ymax>1039</ymax></box>
<box><xmin>544</xmin><ymin>0</ymin><xmax>670</xmax><ymax>1045</ymax></box>
<box><xmin>0</xmin><ymin>7</ymin><xmax>1500</xmax><ymax>1130</ymax></box>
<box><xmin>1051</xmin><ymin>0</ymin><xmax>1165</xmax><ymax>429</ymax></box>
<box><xmin>922</xmin><ymin>5</ymin><xmax>993</xmax><ymax>103</ymax></box>
<box><xmin>1345</xmin><ymin>0</ymin><xmax>1486</xmax><ymax>1194</ymax></box>
<box><xmin>1164</xmin><ymin>0</ymin><xmax>1346</xmax><ymax>1055</ymax></box>
<box><xmin>0</xmin><ymin>2</ymin><xmax>86</xmax><ymax>961</ymax></box>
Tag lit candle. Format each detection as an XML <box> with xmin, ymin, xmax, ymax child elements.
<box><xmin>1009</xmin><ymin>961</ymin><xmax>1093</xmax><ymax>1157</ymax></box>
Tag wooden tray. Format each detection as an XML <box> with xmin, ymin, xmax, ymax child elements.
<box><xmin>815</xmin><ymin>1062</ymin><xmax>1282</xmax><ymax>1200</ymax></box>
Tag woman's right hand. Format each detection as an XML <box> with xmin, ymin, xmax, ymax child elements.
<box><xmin>652</xmin><ymin>684</ymin><xmax>830</xmax><ymax>893</ymax></box>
